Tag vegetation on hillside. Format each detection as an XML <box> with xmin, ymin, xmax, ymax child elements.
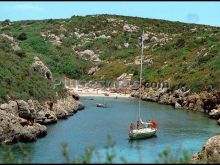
<box><xmin>1</xmin><ymin>14</ymin><xmax>220</xmax><ymax>102</ymax></box>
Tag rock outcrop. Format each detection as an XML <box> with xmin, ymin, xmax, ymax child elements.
<box><xmin>1</xmin><ymin>33</ymin><xmax>21</xmax><ymax>50</ymax></box>
<box><xmin>0</xmin><ymin>109</ymin><xmax>47</xmax><ymax>144</ymax></box>
<box><xmin>123</xmin><ymin>23</ymin><xmax>139</xmax><ymax>32</ymax></box>
<box><xmin>30</xmin><ymin>100</ymin><xmax>57</xmax><ymax>125</ymax></box>
<box><xmin>88</xmin><ymin>66</ymin><xmax>100</xmax><ymax>75</ymax></box>
<box><xmin>191</xmin><ymin>135</ymin><xmax>220</xmax><ymax>163</ymax></box>
<box><xmin>95</xmin><ymin>34</ymin><xmax>111</xmax><ymax>40</ymax></box>
<box><xmin>31</xmin><ymin>57</ymin><xmax>53</xmax><ymax>81</ymax></box>
<box><xmin>41</xmin><ymin>31</ymin><xmax>63</xmax><ymax>46</ymax></box>
<box><xmin>139</xmin><ymin>31</ymin><xmax>171</xmax><ymax>49</ymax></box>
<box><xmin>77</xmin><ymin>50</ymin><xmax>101</xmax><ymax>65</ymax></box>
<box><xmin>209</xmin><ymin>108</ymin><xmax>220</xmax><ymax>119</ymax></box>
<box><xmin>0</xmin><ymin>95</ymin><xmax>84</xmax><ymax>144</ymax></box>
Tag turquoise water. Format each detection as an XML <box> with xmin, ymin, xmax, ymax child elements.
<box><xmin>6</xmin><ymin>97</ymin><xmax>220</xmax><ymax>163</ymax></box>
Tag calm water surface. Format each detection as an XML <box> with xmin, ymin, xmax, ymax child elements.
<box><xmin>7</xmin><ymin>96</ymin><xmax>220</xmax><ymax>163</ymax></box>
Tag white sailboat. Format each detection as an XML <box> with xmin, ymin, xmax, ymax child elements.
<box><xmin>128</xmin><ymin>31</ymin><xmax>158</xmax><ymax>140</ymax></box>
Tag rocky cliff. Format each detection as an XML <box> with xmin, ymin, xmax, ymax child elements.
<box><xmin>191</xmin><ymin>135</ymin><xmax>220</xmax><ymax>163</ymax></box>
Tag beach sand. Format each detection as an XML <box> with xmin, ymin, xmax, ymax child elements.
<box><xmin>72</xmin><ymin>87</ymin><xmax>131</xmax><ymax>98</ymax></box>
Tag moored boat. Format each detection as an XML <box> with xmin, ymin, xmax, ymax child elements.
<box><xmin>96</xmin><ymin>103</ymin><xmax>107</xmax><ymax>108</ymax></box>
<box><xmin>128</xmin><ymin>31</ymin><xmax>158</xmax><ymax>140</ymax></box>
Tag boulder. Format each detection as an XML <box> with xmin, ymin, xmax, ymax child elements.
<box><xmin>31</xmin><ymin>100</ymin><xmax>57</xmax><ymax>125</ymax></box>
<box><xmin>124</xmin><ymin>43</ymin><xmax>129</xmax><ymax>48</ymax></box>
<box><xmin>77</xmin><ymin>50</ymin><xmax>101</xmax><ymax>65</ymax></box>
<box><xmin>88</xmin><ymin>66</ymin><xmax>100</xmax><ymax>75</ymax></box>
<box><xmin>117</xmin><ymin>73</ymin><xmax>127</xmax><ymax>81</ymax></box>
<box><xmin>191</xmin><ymin>135</ymin><xmax>220</xmax><ymax>163</ymax></box>
<box><xmin>141</xmin><ymin>88</ymin><xmax>160</xmax><ymax>102</ymax></box>
<box><xmin>77</xmin><ymin>103</ymin><xmax>85</xmax><ymax>111</ymax></box>
<box><xmin>175</xmin><ymin>101</ymin><xmax>182</xmax><ymax>109</ymax></box>
<box><xmin>0</xmin><ymin>101</ymin><xmax>18</xmax><ymax>115</ymax></box>
<box><xmin>209</xmin><ymin>109</ymin><xmax>220</xmax><ymax>119</ymax></box>
<box><xmin>16</xmin><ymin>100</ymin><xmax>32</xmax><ymax>120</ymax></box>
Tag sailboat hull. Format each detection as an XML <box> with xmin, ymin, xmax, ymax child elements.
<box><xmin>96</xmin><ymin>103</ymin><xmax>107</xmax><ymax>108</ymax></box>
<box><xmin>128</xmin><ymin>128</ymin><xmax>157</xmax><ymax>140</ymax></box>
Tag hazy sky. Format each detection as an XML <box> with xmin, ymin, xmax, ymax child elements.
<box><xmin>0</xmin><ymin>1</ymin><xmax>220</xmax><ymax>26</ymax></box>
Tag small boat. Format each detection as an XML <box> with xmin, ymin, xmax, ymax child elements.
<box><xmin>96</xmin><ymin>103</ymin><xmax>107</xmax><ymax>108</ymax></box>
<box><xmin>128</xmin><ymin>31</ymin><xmax>158</xmax><ymax>140</ymax></box>
<box><xmin>96</xmin><ymin>95</ymin><xmax>108</xmax><ymax>108</ymax></box>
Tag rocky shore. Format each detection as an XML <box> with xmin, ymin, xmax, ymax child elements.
<box><xmin>0</xmin><ymin>94</ymin><xmax>84</xmax><ymax>144</ymax></box>
<box><xmin>191</xmin><ymin>135</ymin><xmax>220</xmax><ymax>163</ymax></box>
<box><xmin>131</xmin><ymin>87</ymin><xmax>220</xmax><ymax>125</ymax></box>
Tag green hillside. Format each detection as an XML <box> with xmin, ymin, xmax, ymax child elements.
<box><xmin>0</xmin><ymin>14</ymin><xmax>220</xmax><ymax>103</ymax></box>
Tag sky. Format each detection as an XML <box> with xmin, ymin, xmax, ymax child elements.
<box><xmin>0</xmin><ymin>1</ymin><xmax>220</xmax><ymax>27</ymax></box>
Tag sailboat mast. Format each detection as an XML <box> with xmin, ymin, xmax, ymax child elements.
<box><xmin>138</xmin><ymin>30</ymin><xmax>144</xmax><ymax>119</ymax></box>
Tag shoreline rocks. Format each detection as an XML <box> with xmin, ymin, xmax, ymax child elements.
<box><xmin>191</xmin><ymin>135</ymin><xmax>220</xmax><ymax>163</ymax></box>
<box><xmin>0</xmin><ymin>109</ymin><xmax>47</xmax><ymax>144</ymax></box>
<box><xmin>0</xmin><ymin>94</ymin><xmax>84</xmax><ymax>144</ymax></box>
<box><xmin>131</xmin><ymin>86</ymin><xmax>220</xmax><ymax>124</ymax></box>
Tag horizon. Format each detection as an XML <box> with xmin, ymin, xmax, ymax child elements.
<box><xmin>2</xmin><ymin>13</ymin><xmax>218</xmax><ymax>28</ymax></box>
<box><xmin>0</xmin><ymin>2</ymin><xmax>220</xmax><ymax>27</ymax></box>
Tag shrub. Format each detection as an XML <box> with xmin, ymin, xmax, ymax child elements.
<box><xmin>14</xmin><ymin>49</ymin><xmax>26</xmax><ymax>58</ymax></box>
<box><xmin>174</xmin><ymin>38</ymin><xmax>185</xmax><ymax>48</ymax></box>
<box><xmin>17</xmin><ymin>32</ymin><xmax>27</xmax><ymax>41</ymax></box>
<box><xmin>0</xmin><ymin>89</ymin><xmax>8</xmax><ymax>102</ymax></box>
<box><xmin>22</xmin><ymin>36</ymin><xmax>53</xmax><ymax>55</ymax></box>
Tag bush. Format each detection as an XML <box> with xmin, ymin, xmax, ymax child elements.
<box><xmin>0</xmin><ymin>89</ymin><xmax>8</xmax><ymax>102</ymax></box>
<box><xmin>0</xmin><ymin>37</ymin><xmax>12</xmax><ymax>52</ymax></box>
<box><xmin>22</xmin><ymin>36</ymin><xmax>53</xmax><ymax>55</ymax></box>
<box><xmin>174</xmin><ymin>38</ymin><xmax>185</xmax><ymax>48</ymax></box>
<box><xmin>14</xmin><ymin>49</ymin><xmax>26</xmax><ymax>58</ymax></box>
<box><xmin>17</xmin><ymin>32</ymin><xmax>27</xmax><ymax>41</ymax></box>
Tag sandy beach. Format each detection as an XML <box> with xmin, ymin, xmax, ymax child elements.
<box><xmin>72</xmin><ymin>87</ymin><xmax>131</xmax><ymax>98</ymax></box>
